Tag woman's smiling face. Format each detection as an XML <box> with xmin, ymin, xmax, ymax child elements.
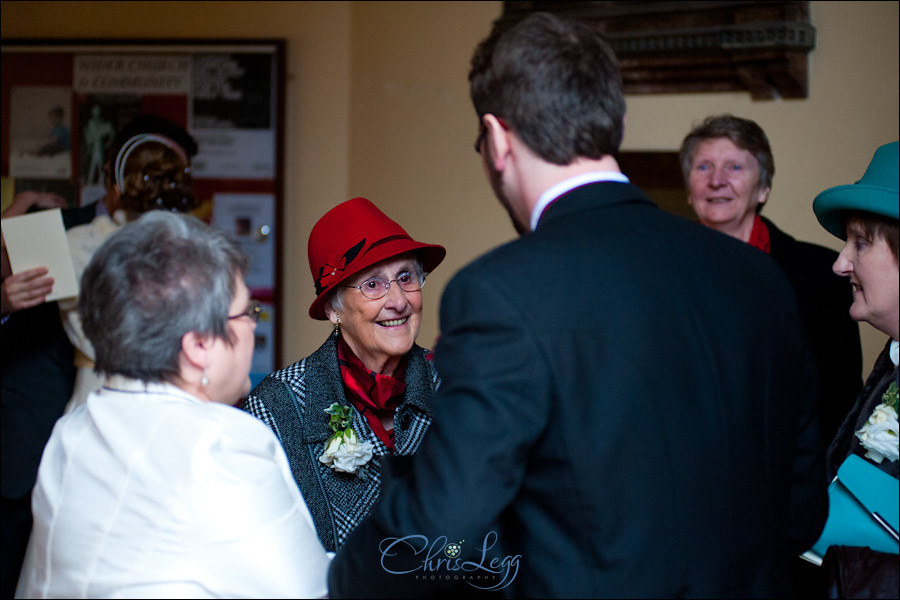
<box><xmin>687</xmin><ymin>137</ymin><xmax>770</xmax><ymax>240</ymax></box>
<box><xmin>327</xmin><ymin>254</ymin><xmax>423</xmax><ymax>375</ymax></box>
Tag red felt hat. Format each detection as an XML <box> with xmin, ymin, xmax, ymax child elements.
<box><xmin>307</xmin><ymin>197</ymin><xmax>446</xmax><ymax>320</ymax></box>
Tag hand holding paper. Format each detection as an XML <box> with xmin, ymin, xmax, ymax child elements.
<box><xmin>0</xmin><ymin>208</ymin><xmax>78</xmax><ymax>306</ymax></box>
<box><xmin>1</xmin><ymin>266</ymin><xmax>55</xmax><ymax>313</ymax></box>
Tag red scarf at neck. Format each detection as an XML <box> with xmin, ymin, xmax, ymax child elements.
<box><xmin>747</xmin><ymin>214</ymin><xmax>771</xmax><ymax>254</ymax></box>
<box><xmin>337</xmin><ymin>336</ymin><xmax>407</xmax><ymax>453</ymax></box>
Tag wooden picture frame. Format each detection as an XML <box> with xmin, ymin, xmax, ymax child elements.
<box><xmin>500</xmin><ymin>1</ymin><xmax>815</xmax><ymax>100</ymax></box>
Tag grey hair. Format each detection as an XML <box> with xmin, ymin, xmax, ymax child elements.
<box><xmin>79</xmin><ymin>211</ymin><xmax>249</xmax><ymax>383</ymax></box>
<box><xmin>327</xmin><ymin>255</ymin><xmax>425</xmax><ymax>315</ymax></box>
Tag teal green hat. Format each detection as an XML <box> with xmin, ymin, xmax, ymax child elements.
<box><xmin>813</xmin><ymin>141</ymin><xmax>899</xmax><ymax>240</ymax></box>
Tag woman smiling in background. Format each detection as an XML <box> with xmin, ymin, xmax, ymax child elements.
<box><xmin>680</xmin><ymin>114</ymin><xmax>862</xmax><ymax>444</ymax></box>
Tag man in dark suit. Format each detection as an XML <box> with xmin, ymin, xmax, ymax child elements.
<box><xmin>328</xmin><ymin>12</ymin><xmax>827</xmax><ymax>598</ymax></box>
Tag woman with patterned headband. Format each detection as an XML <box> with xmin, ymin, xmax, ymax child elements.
<box><xmin>59</xmin><ymin>116</ymin><xmax>199</xmax><ymax>413</ymax></box>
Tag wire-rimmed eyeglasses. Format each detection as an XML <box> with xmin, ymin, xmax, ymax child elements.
<box><xmin>343</xmin><ymin>273</ymin><xmax>426</xmax><ymax>300</ymax></box>
<box><xmin>228</xmin><ymin>299</ymin><xmax>262</xmax><ymax>323</ymax></box>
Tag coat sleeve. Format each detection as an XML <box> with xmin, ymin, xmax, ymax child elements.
<box><xmin>788</xmin><ymin>341</ymin><xmax>829</xmax><ymax>555</ymax></box>
<box><xmin>328</xmin><ymin>268</ymin><xmax>550</xmax><ymax>598</ymax></box>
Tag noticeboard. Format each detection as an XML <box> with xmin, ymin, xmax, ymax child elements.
<box><xmin>1</xmin><ymin>39</ymin><xmax>286</xmax><ymax>373</ymax></box>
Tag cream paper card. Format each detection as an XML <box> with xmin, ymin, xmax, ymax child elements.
<box><xmin>1</xmin><ymin>208</ymin><xmax>78</xmax><ymax>301</ymax></box>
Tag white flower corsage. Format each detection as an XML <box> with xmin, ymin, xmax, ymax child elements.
<box><xmin>318</xmin><ymin>403</ymin><xmax>374</xmax><ymax>476</ymax></box>
<box><xmin>855</xmin><ymin>381</ymin><xmax>899</xmax><ymax>464</ymax></box>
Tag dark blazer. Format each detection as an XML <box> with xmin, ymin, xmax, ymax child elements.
<box><xmin>827</xmin><ymin>339</ymin><xmax>899</xmax><ymax>481</ymax></box>
<box><xmin>242</xmin><ymin>335</ymin><xmax>439</xmax><ymax>552</ymax></box>
<box><xmin>1</xmin><ymin>201</ymin><xmax>98</xmax><ymax>598</ymax></box>
<box><xmin>1</xmin><ymin>201</ymin><xmax>97</xmax><ymax>499</ymax></box>
<box><xmin>765</xmin><ymin>216</ymin><xmax>863</xmax><ymax>442</ymax></box>
<box><xmin>328</xmin><ymin>182</ymin><xmax>827</xmax><ymax>598</ymax></box>
<box><xmin>60</xmin><ymin>200</ymin><xmax>100</xmax><ymax>230</ymax></box>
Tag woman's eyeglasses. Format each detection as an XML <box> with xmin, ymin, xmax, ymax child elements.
<box><xmin>228</xmin><ymin>300</ymin><xmax>262</xmax><ymax>323</ymax></box>
<box><xmin>344</xmin><ymin>273</ymin><xmax>426</xmax><ymax>300</ymax></box>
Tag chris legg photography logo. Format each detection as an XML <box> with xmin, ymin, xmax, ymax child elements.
<box><xmin>378</xmin><ymin>530</ymin><xmax>521</xmax><ymax>591</ymax></box>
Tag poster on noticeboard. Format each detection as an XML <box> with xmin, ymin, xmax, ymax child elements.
<box><xmin>1</xmin><ymin>40</ymin><xmax>286</xmax><ymax>372</ymax></box>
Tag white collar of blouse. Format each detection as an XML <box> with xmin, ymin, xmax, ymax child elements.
<box><xmin>101</xmin><ymin>374</ymin><xmax>203</xmax><ymax>404</ymax></box>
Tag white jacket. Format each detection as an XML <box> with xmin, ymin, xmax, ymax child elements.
<box><xmin>17</xmin><ymin>376</ymin><xmax>330</xmax><ymax>599</ymax></box>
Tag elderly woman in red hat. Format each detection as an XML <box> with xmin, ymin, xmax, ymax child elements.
<box><xmin>243</xmin><ymin>197</ymin><xmax>445</xmax><ymax>553</ymax></box>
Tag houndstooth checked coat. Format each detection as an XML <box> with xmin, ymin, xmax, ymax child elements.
<box><xmin>242</xmin><ymin>334</ymin><xmax>438</xmax><ymax>552</ymax></box>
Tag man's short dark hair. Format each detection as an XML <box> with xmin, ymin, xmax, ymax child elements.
<box><xmin>469</xmin><ymin>12</ymin><xmax>625</xmax><ymax>165</ymax></box>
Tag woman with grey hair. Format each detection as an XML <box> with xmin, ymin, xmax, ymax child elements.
<box><xmin>681</xmin><ymin>115</ymin><xmax>869</xmax><ymax>597</ymax></box>
<box><xmin>17</xmin><ymin>212</ymin><xmax>329</xmax><ymax>599</ymax></box>
<box><xmin>680</xmin><ymin>114</ymin><xmax>863</xmax><ymax>444</ymax></box>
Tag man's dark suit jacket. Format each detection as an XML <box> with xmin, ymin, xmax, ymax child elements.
<box><xmin>2</xmin><ymin>200</ymin><xmax>98</xmax><ymax>499</ymax></box>
<box><xmin>328</xmin><ymin>182</ymin><xmax>827</xmax><ymax>599</ymax></box>
<box><xmin>1</xmin><ymin>201</ymin><xmax>98</xmax><ymax>597</ymax></box>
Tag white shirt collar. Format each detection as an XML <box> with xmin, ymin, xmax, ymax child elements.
<box><xmin>102</xmin><ymin>374</ymin><xmax>203</xmax><ymax>404</ymax></box>
<box><xmin>530</xmin><ymin>171</ymin><xmax>630</xmax><ymax>232</ymax></box>
<box><xmin>890</xmin><ymin>339</ymin><xmax>899</xmax><ymax>367</ymax></box>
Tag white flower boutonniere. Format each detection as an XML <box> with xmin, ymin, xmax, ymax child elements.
<box><xmin>319</xmin><ymin>403</ymin><xmax>374</xmax><ymax>475</ymax></box>
<box><xmin>855</xmin><ymin>381</ymin><xmax>899</xmax><ymax>464</ymax></box>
